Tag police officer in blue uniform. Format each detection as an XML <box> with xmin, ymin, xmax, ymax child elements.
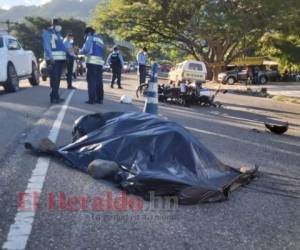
<box><xmin>136</xmin><ymin>47</ymin><xmax>148</xmax><ymax>85</ymax></box>
<box><xmin>42</xmin><ymin>19</ymin><xmax>66</xmax><ymax>104</ymax></box>
<box><xmin>107</xmin><ymin>46</ymin><xmax>124</xmax><ymax>89</ymax></box>
<box><xmin>80</xmin><ymin>27</ymin><xmax>105</xmax><ymax>104</ymax></box>
<box><xmin>63</xmin><ymin>33</ymin><xmax>76</xmax><ymax>89</ymax></box>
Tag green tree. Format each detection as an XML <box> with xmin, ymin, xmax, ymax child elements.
<box><xmin>11</xmin><ymin>17</ymin><xmax>86</xmax><ymax>59</ymax></box>
<box><xmin>92</xmin><ymin>0</ymin><xmax>295</xmax><ymax>80</ymax></box>
<box><xmin>11</xmin><ymin>17</ymin><xmax>49</xmax><ymax>60</ymax></box>
<box><xmin>259</xmin><ymin>33</ymin><xmax>300</xmax><ymax>72</ymax></box>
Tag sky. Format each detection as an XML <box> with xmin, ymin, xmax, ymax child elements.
<box><xmin>0</xmin><ymin>0</ymin><xmax>52</xmax><ymax>10</ymax></box>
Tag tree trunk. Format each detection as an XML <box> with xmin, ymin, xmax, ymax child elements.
<box><xmin>212</xmin><ymin>65</ymin><xmax>223</xmax><ymax>82</ymax></box>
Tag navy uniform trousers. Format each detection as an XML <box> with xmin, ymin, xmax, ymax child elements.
<box><xmin>111</xmin><ymin>66</ymin><xmax>122</xmax><ymax>87</ymax></box>
<box><xmin>86</xmin><ymin>63</ymin><xmax>103</xmax><ymax>102</ymax></box>
<box><xmin>66</xmin><ymin>55</ymin><xmax>74</xmax><ymax>88</ymax></box>
<box><xmin>139</xmin><ymin>64</ymin><xmax>147</xmax><ymax>85</ymax></box>
<box><xmin>48</xmin><ymin>60</ymin><xmax>64</xmax><ymax>101</ymax></box>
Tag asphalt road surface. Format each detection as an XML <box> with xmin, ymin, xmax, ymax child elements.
<box><xmin>0</xmin><ymin>73</ymin><xmax>300</xmax><ymax>250</ymax></box>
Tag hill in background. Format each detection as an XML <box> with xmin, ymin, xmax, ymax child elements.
<box><xmin>0</xmin><ymin>0</ymin><xmax>103</xmax><ymax>22</ymax></box>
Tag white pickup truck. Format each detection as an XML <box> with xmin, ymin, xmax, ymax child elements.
<box><xmin>0</xmin><ymin>33</ymin><xmax>39</xmax><ymax>92</ymax></box>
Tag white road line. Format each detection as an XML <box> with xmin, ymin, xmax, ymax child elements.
<box><xmin>2</xmin><ymin>90</ymin><xmax>75</xmax><ymax>250</ymax></box>
<box><xmin>186</xmin><ymin>126</ymin><xmax>300</xmax><ymax>157</ymax></box>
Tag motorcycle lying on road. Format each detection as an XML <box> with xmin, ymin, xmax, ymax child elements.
<box><xmin>136</xmin><ymin>81</ymin><xmax>227</xmax><ymax>107</ymax></box>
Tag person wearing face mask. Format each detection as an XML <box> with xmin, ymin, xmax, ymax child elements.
<box><xmin>42</xmin><ymin>18</ymin><xmax>66</xmax><ymax>104</ymax></box>
<box><xmin>136</xmin><ymin>47</ymin><xmax>148</xmax><ymax>85</ymax></box>
<box><xmin>63</xmin><ymin>33</ymin><xmax>76</xmax><ymax>89</ymax></box>
<box><xmin>80</xmin><ymin>27</ymin><xmax>105</xmax><ymax>104</ymax></box>
<box><xmin>107</xmin><ymin>46</ymin><xmax>124</xmax><ymax>89</ymax></box>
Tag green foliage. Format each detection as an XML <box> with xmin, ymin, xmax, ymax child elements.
<box><xmin>92</xmin><ymin>0</ymin><xmax>295</xmax><ymax>79</ymax></box>
<box><xmin>11</xmin><ymin>17</ymin><xmax>49</xmax><ymax>60</ymax></box>
<box><xmin>259</xmin><ymin>33</ymin><xmax>300</xmax><ymax>72</ymax></box>
<box><xmin>11</xmin><ymin>17</ymin><xmax>86</xmax><ymax>59</ymax></box>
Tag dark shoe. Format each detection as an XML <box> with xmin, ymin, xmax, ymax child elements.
<box><xmin>118</xmin><ymin>86</ymin><xmax>123</xmax><ymax>89</ymax></box>
<box><xmin>51</xmin><ymin>98</ymin><xmax>64</xmax><ymax>104</ymax></box>
<box><xmin>56</xmin><ymin>98</ymin><xmax>65</xmax><ymax>104</ymax></box>
<box><xmin>110</xmin><ymin>84</ymin><xmax>114</xmax><ymax>88</ymax></box>
<box><xmin>68</xmin><ymin>86</ymin><xmax>76</xmax><ymax>89</ymax></box>
<box><xmin>85</xmin><ymin>100</ymin><xmax>94</xmax><ymax>105</ymax></box>
<box><xmin>95</xmin><ymin>100</ymin><xmax>103</xmax><ymax>104</ymax></box>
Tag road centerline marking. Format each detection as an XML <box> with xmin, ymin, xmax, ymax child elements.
<box><xmin>2</xmin><ymin>90</ymin><xmax>75</xmax><ymax>250</ymax></box>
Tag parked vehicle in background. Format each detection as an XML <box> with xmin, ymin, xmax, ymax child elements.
<box><xmin>160</xmin><ymin>63</ymin><xmax>172</xmax><ymax>73</ymax></box>
<box><xmin>218</xmin><ymin>57</ymin><xmax>280</xmax><ymax>85</ymax></box>
<box><xmin>218</xmin><ymin>67</ymin><xmax>280</xmax><ymax>85</ymax></box>
<box><xmin>0</xmin><ymin>33</ymin><xmax>39</xmax><ymax>92</ymax></box>
<box><xmin>103</xmin><ymin>63</ymin><xmax>111</xmax><ymax>72</ymax></box>
<box><xmin>40</xmin><ymin>55</ymin><xmax>84</xmax><ymax>81</ymax></box>
<box><xmin>76</xmin><ymin>55</ymin><xmax>86</xmax><ymax>76</ymax></box>
<box><xmin>168</xmin><ymin>60</ymin><xmax>207</xmax><ymax>85</ymax></box>
<box><xmin>123</xmin><ymin>62</ymin><xmax>130</xmax><ymax>73</ymax></box>
<box><xmin>279</xmin><ymin>70</ymin><xmax>300</xmax><ymax>82</ymax></box>
<box><xmin>129</xmin><ymin>63</ymin><xmax>137</xmax><ymax>72</ymax></box>
<box><xmin>122</xmin><ymin>62</ymin><xmax>138</xmax><ymax>73</ymax></box>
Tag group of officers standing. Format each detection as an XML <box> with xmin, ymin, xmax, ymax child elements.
<box><xmin>42</xmin><ymin>19</ymin><xmax>149</xmax><ymax>105</ymax></box>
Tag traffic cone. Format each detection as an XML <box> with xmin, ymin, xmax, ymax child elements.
<box><xmin>143</xmin><ymin>63</ymin><xmax>159</xmax><ymax>115</ymax></box>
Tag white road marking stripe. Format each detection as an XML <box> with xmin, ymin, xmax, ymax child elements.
<box><xmin>2</xmin><ymin>90</ymin><xmax>75</xmax><ymax>250</ymax></box>
<box><xmin>186</xmin><ymin>126</ymin><xmax>300</xmax><ymax>157</ymax></box>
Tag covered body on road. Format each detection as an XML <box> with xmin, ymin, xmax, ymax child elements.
<box><xmin>52</xmin><ymin>112</ymin><xmax>256</xmax><ymax>204</ymax></box>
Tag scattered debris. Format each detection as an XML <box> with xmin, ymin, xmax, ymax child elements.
<box><xmin>250</xmin><ymin>128</ymin><xmax>261</xmax><ymax>133</ymax></box>
<box><xmin>272</xmin><ymin>95</ymin><xmax>300</xmax><ymax>105</ymax></box>
<box><xmin>230</xmin><ymin>87</ymin><xmax>271</xmax><ymax>98</ymax></box>
<box><xmin>240</xmin><ymin>165</ymin><xmax>259</xmax><ymax>174</ymax></box>
<box><xmin>120</xmin><ymin>95</ymin><xmax>133</xmax><ymax>104</ymax></box>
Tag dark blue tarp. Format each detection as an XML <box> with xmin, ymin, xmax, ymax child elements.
<box><xmin>56</xmin><ymin>112</ymin><xmax>255</xmax><ymax>204</ymax></box>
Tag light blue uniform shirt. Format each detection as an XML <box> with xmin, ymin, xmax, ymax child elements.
<box><xmin>79</xmin><ymin>35</ymin><xmax>93</xmax><ymax>55</ymax></box>
<box><xmin>42</xmin><ymin>28</ymin><xmax>54</xmax><ymax>60</ymax></box>
<box><xmin>136</xmin><ymin>51</ymin><xmax>147</xmax><ymax>65</ymax></box>
<box><xmin>63</xmin><ymin>38</ymin><xmax>75</xmax><ymax>57</ymax></box>
<box><xmin>42</xmin><ymin>27</ymin><xmax>66</xmax><ymax>60</ymax></box>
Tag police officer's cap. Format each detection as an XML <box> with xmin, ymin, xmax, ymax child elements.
<box><xmin>52</xmin><ymin>18</ymin><xmax>60</xmax><ymax>26</ymax></box>
<box><xmin>84</xmin><ymin>27</ymin><xmax>95</xmax><ymax>35</ymax></box>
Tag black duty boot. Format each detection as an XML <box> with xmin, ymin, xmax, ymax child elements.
<box><xmin>95</xmin><ymin>100</ymin><xmax>103</xmax><ymax>104</ymax></box>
